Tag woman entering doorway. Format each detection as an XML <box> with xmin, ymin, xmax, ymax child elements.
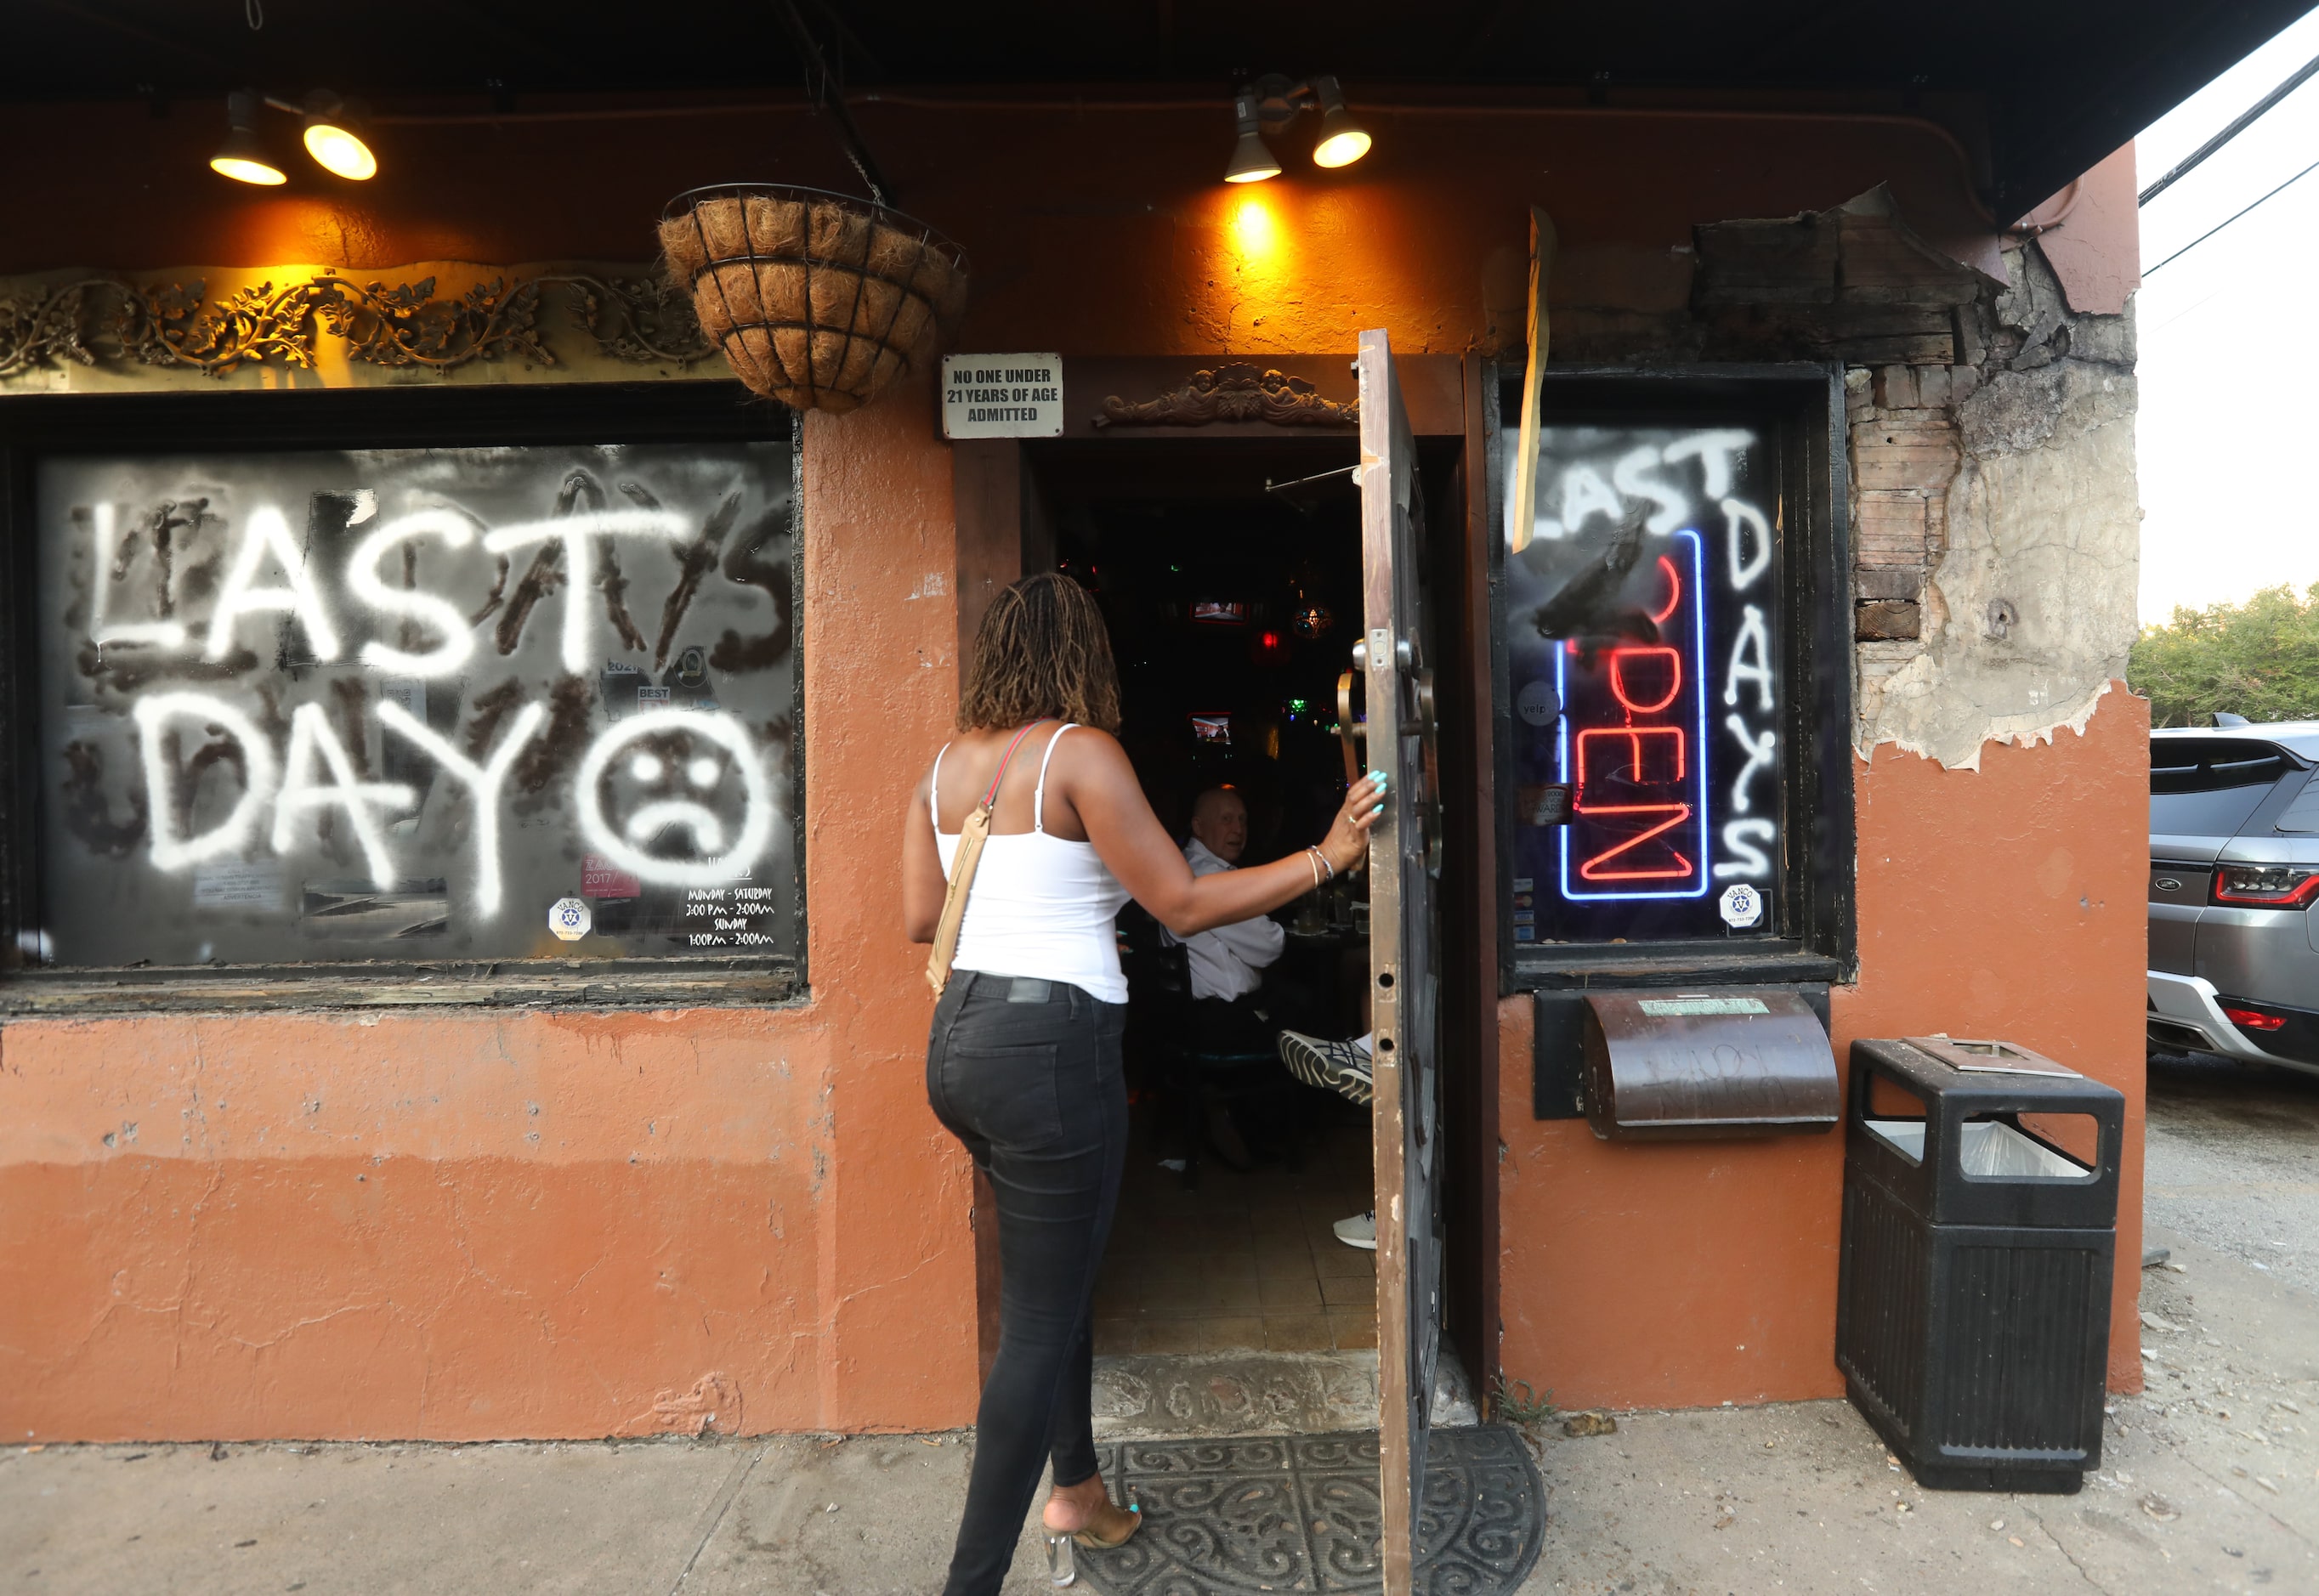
<box><xmin>902</xmin><ymin>571</ymin><xmax>1383</xmax><ymax>1596</ymax></box>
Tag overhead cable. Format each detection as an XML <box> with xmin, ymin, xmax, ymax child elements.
<box><xmin>2144</xmin><ymin>153</ymin><xmax>2319</xmax><ymax>276</ymax></box>
<box><xmin>2140</xmin><ymin>48</ymin><xmax>2319</xmax><ymax>207</ymax></box>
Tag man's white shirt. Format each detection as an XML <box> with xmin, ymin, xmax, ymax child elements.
<box><xmin>1168</xmin><ymin>837</ymin><xmax>1287</xmax><ymax>1000</ymax></box>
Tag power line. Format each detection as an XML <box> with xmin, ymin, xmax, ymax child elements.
<box><xmin>2144</xmin><ymin>153</ymin><xmax>2319</xmax><ymax>276</ymax></box>
<box><xmin>2141</xmin><ymin>48</ymin><xmax>2319</xmax><ymax>207</ymax></box>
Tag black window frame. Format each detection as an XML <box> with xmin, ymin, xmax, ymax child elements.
<box><xmin>1490</xmin><ymin>364</ymin><xmax>1857</xmax><ymax>993</ymax></box>
<box><xmin>0</xmin><ymin>381</ymin><xmax>807</xmax><ymax>1014</ymax></box>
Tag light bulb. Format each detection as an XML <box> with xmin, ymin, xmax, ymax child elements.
<box><xmin>210</xmin><ymin>90</ymin><xmax>286</xmax><ymax>185</ymax></box>
<box><xmin>303</xmin><ymin>121</ymin><xmax>377</xmax><ymax>180</ymax></box>
<box><xmin>1312</xmin><ymin>79</ymin><xmax>1370</xmax><ymax>169</ymax></box>
<box><xmin>1223</xmin><ymin>87</ymin><xmax>1280</xmax><ymax>184</ymax></box>
<box><xmin>303</xmin><ymin>93</ymin><xmax>378</xmax><ymax>180</ymax></box>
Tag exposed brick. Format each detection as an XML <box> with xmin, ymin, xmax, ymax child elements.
<box><xmin>1854</xmin><ymin>567</ymin><xmax>1925</xmax><ymax>602</ymax></box>
<box><xmin>1855</xmin><ymin>491</ymin><xmax>1930</xmax><ymax>567</ymax></box>
<box><xmin>1851</xmin><ymin>418</ymin><xmax>1959</xmax><ymax>494</ymax></box>
<box><xmin>1874</xmin><ymin>365</ymin><xmax>1919</xmax><ymax>409</ymax></box>
<box><xmin>1855</xmin><ymin>640</ymin><xmax>1919</xmax><ymax>682</ymax></box>
<box><xmin>1855</xmin><ymin>600</ymin><xmax>1923</xmax><ymax>641</ymax></box>
<box><xmin>1914</xmin><ymin>365</ymin><xmax>1953</xmax><ymax>408</ymax></box>
<box><xmin>1863</xmin><ymin>410</ymin><xmax>1957</xmax><ymax>433</ymax></box>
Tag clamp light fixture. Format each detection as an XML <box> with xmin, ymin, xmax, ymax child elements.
<box><xmin>1311</xmin><ymin>78</ymin><xmax>1373</xmax><ymax>169</ymax></box>
<box><xmin>210</xmin><ymin>88</ymin><xmax>379</xmax><ymax>184</ymax></box>
<box><xmin>1224</xmin><ymin>88</ymin><xmax>1284</xmax><ymax>184</ymax></box>
<box><xmin>301</xmin><ymin>93</ymin><xmax>378</xmax><ymax>180</ymax></box>
<box><xmin>1222</xmin><ymin>74</ymin><xmax>1371</xmax><ymax>183</ymax></box>
<box><xmin>208</xmin><ymin>90</ymin><xmax>286</xmax><ymax>185</ymax></box>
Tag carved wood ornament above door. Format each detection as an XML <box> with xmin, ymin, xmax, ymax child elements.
<box><xmin>1092</xmin><ymin>361</ymin><xmax>1358</xmax><ymax>429</ymax></box>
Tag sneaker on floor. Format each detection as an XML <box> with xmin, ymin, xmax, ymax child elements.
<box><xmin>1278</xmin><ymin>1030</ymin><xmax>1375</xmax><ymax>1105</ymax></box>
<box><xmin>1333</xmin><ymin>1210</ymin><xmax>1377</xmax><ymax>1250</ymax></box>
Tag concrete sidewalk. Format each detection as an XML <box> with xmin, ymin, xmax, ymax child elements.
<box><xmin>5</xmin><ymin>1225</ymin><xmax>2312</xmax><ymax>1595</ymax></box>
<box><xmin>0</xmin><ymin>1426</ymin><xmax>1050</xmax><ymax>1595</ymax></box>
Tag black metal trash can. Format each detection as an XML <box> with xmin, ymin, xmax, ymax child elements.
<box><xmin>1835</xmin><ymin>1036</ymin><xmax>2126</xmax><ymax>1493</ymax></box>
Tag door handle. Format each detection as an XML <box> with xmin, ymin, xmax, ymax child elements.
<box><xmin>1336</xmin><ymin>668</ymin><xmax>1365</xmax><ymax>785</ymax></box>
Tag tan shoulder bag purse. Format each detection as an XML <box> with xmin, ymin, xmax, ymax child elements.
<box><xmin>926</xmin><ymin>722</ymin><xmax>1045</xmax><ymax>997</ymax></box>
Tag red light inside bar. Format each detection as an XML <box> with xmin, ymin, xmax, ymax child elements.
<box><xmin>2222</xmin><ymin>1005</ymin><xmax>2288</xmax><ymax>1033</ymax></box>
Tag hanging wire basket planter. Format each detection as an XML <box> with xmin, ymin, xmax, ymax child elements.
<box><xmin>659</xmin><ymin>184</ymin><xmax>970</xmax><ymax>414</ymax></box>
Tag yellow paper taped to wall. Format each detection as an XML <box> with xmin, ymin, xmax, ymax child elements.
<box><xmin>1508</xmin><ymin>207</ymin><xmax>1558</xmax><ymax>556</ymax></box>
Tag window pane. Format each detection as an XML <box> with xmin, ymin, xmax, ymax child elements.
<box><xmin>36</xmin><ymin>440</ymin><xmax>797</xmax><ymax>968</ymax></box>
<box><xmin>1503</xmin><ymin>421</ymin><xmax>1783</xmax><ymax>945</ymax></box>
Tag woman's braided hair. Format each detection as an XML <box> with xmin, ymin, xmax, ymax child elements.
<box><xmin>958</xmin><ymin>572</ymin><xmax>1122</xmax><ymax>733</ymax></box>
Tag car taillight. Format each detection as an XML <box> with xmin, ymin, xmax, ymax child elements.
<box><xmin>2223</xmin><ymin>1005</ymin><xmax>2288</xmax><ymax>1033</ymax></box>
<box><xmin>2212</xmin><ymin>864</ymin><xmax>2319</xmax><ymax>907</ymax></box>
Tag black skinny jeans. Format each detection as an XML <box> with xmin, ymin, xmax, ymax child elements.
<box><xmin>926</xmin><ymin>971</ymin><xmax>1129</xmax><ymax>1596</ymax></box>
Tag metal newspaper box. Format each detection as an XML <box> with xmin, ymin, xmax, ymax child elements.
<box><xmin>1578</xmin><ymin>988</ymin><xmax>1840</xmax><ymax>1140</ymax></box>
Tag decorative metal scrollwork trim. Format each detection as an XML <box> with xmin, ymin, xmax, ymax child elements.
<box><xmin>1093</xmin><ymin>361</ymin><xmax>1358</xmax><ymax>429</ymax></box>
<box><xmin>0</xmin><ymin>269</ymin><xmax>711</xmax><ymax>382</ymax></box>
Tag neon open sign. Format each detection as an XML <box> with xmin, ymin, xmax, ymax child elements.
<box><xmin>1556</xmin><ymin>529</ymin><xmax>1710</xmax><ymax>900</ymax></box>
<box><xmin>1504</xmin><ymin>422</ymin><xmax>1785</xmax><ymax>945</ymax></box>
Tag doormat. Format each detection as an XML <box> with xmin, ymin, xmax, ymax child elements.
<box><xmin>1073</xmin><ymin>1425</ymin><xmax>1544</xmax><ymax>1594</ymax></box>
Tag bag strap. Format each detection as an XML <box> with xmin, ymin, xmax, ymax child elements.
<box><xmin>926</xmin><ymin>722</ymin><xmax>1046</xmax><ymax>997</ymax></box>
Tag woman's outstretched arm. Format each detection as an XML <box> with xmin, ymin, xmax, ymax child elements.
<box><xmin>1062</xmin><ymin>730</ymin><xmax>1383</xmax><ymax>937</ymax></box>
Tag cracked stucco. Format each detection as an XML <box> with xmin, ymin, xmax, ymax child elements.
<box><xmin>1852</xmin><ymin>242</ymin><xmax>2140</xmax><ymax>769</ymax></box>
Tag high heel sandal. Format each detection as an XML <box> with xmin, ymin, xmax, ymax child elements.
<box><xmin>1042</xmin><ymin>1493</ymin><xmax>1141</xmax><ymax>1588</ymax></box>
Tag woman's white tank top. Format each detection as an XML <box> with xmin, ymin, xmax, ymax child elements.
<box><xmin>933</xmin><ymin>724</ymin><xmax>1131</xmax><ymax>1005</ymax></box>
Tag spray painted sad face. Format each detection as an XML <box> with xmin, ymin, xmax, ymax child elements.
<box><xmin>575</xmin><ymin>708</ymin><xmax>779</xmax><ymax>889</ymax></box>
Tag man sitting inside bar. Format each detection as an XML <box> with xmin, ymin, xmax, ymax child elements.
<box><xmin>1167</xmin><ymin>786</ymin><xmax>1290</xmax><ymax>1047</ymax></box>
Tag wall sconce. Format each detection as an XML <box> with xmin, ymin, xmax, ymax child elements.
<box><xmin>301</xmin><ymin>93</ymin><xmax>378</xmax><ymax>180</ymax></box>
<box><xmin>208</xmin><ymin>91</ymin><xmax>286</xmax><ymax>186</ymax></box>
<box><xmin>1221</xmin><ymin>74</ymin><xmax>1371</xmax><ymax>184</ymax></box>
<box><xmin>210</xmin><ymin>88</ymin><xmax>379</xmax><ymax>184</ymax></box>
<box><xmin>1224</xmin><ymin>88</ymin><xmax>1284</xmax><ymax>184</ymax></box>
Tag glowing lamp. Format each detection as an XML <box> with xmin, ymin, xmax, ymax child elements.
<box><xmin>1223</xmin><ymin>88</ymin><xmax>1280</xmax><ymax>183</ymax></box>
<box><xmin>210</xmin><ymin>91</ymin><xmax>286</xmax><ymax>185</ymax></box>
<box><xmin>303</xmin><ymin>94</ymin><xmax>378</xmax><ymax>180</ymax></box>
<box><xmin>1311</xmin><ymin>78</ymin><xmax>1371</xmax><ymax>168</ymax></box>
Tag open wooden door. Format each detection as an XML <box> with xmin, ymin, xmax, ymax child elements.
<box><xmin>1358</xmin><ymin>328</ymin><xmax>1444</xmax><ymax>1595</ymax></box>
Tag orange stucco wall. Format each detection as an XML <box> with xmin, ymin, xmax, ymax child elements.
<box><xmin>1498</xmin><ymin>686</ymin><xmax>2152</xmax><ymax>1412</ymax></box>
<box><xmin>0</xmin><ymin>92</ymin><xmax>2145</xmax><ymax>1438</ymax></box>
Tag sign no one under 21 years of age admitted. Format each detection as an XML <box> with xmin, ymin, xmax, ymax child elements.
<box><xmin>941</xmin><ymin>354</ymin><xmax>1063</xmax><ymax>439</ymax></box>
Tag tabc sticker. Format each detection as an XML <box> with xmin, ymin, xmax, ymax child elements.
<box><xmin>548</xmin><ymin>896</ymin><xmax>593</xmax><ymax>942</ymax></box>
<box><xmin>1719</xmin><ymin>883</ymin><xmax>1764</xmax><ymax>928</ymax></box>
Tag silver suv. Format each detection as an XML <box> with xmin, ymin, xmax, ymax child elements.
<box><xmin>2146</xmin><ymin>721</ymin><xmax>2319</xmax><ymax>1073</ymax></box>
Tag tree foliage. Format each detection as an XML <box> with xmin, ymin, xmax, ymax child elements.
<box><xmin>2130</xmin><ymin>582</ymin><xmax>2319</xmax><ymax>727</ymax></box>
